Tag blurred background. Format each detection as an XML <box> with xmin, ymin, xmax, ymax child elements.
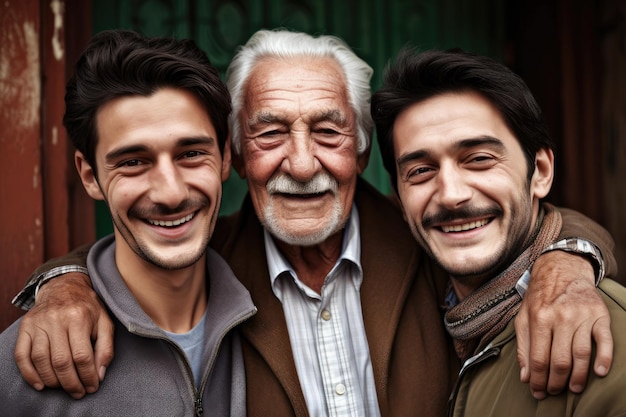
<box><xmin>1</xmin><ymin>0</ymin><xmax>624</xmax><ymax>331</ymax></box>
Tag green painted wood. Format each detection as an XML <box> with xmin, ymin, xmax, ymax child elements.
<box><xmin>91</xmin><ymin>0</ymin><xmax>505</xmax><ymax>237</ymax></box>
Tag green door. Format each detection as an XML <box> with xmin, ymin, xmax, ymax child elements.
<box><xmin>92</xmin><ymin>0</ymin><xmax>505</xmax><ymax>237</ymax></box>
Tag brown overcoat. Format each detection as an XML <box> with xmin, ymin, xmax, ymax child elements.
<box><xmin>211</xmin><ymin>178</ymin><xmax>458</xmax><ymax>417</ymax></box>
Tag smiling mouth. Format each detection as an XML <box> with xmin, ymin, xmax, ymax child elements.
<box><xmin>276</xmin><ymin>191</ymin><xmax>330</xmax><ymax>199</ymax></box>
<box><xmin>147</xmin><ymin>212</ymin><xmax>194</xmax><ymax>227</ymax></box>
<box><xmin>441</xmin><ymin>218</ymin><xmax>490</xmax><ymax>233</ymax></box>
<box><xmin>277</xmin><ymin>191</ymin><xmax>327</xmax><ymax>198</ymax></box>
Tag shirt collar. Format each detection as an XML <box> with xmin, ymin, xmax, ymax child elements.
<box><xmin>266</xmin><ymin>204</ymin><xmax>363</xmax><ymax>295</ymax></box>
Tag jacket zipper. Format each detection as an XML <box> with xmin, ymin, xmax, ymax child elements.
<box><xmin>194</xmin><ymin>396</ymin><xmax>204</xmax><ymax>416</ymax></box>
<box><xmin>447</xmin><ymin>345</ymin><xmax>501</xmax><ymax>417</ymax></box>
<box><xmin>128</xmin><ymin>306</ymin><xmax>257</xmax><ymax>416</ymax></box>
<box><xmin>194</xmin><ymin>307</ymin><xmax>257</xmax><ymax>415</ymax></box>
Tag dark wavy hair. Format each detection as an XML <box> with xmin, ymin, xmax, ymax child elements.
<box><xmin>64</xmin><ymin>29</ymin><xmax>231</xmax><ymax>172</ymax></box>
<box><xmin>372</xmin><ymin>47</ymin><xmax>555</xmax><ymax>191</ymax></box>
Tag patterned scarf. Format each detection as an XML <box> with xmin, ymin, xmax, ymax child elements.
<box><xmin>444</xmin><ymin>203</ymin><xmax>562</xmax><ymax>362</ymax></box>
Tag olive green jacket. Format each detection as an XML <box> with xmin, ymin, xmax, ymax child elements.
<box><xmin>448</xmin><ymin>278</ymin><xmax>626</xmax><ymax>417</ymax></box>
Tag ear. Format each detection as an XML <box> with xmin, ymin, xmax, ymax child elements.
<box><xmin>221</xmin><ymin>135</ymin><xmax>232</xmax><ymax>183</ymax></box>
<box><xmin>75</xmin><ymin>150</ymin><xmax>104</xmax><ymax>200</ymax></box>
<box><xmin>530</xmin><ymin>148</ymin><xmax>554</xmax><ymax>200</ymax></box>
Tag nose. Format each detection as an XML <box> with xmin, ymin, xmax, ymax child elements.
<box><xmin>435</xmin><ymin>164</ymin><xmax>472</xmax><ymax>208</ymax></box>
<box><xmin>148</xmin><ymin>157</ymin><xmax>188</xmax><ymax>208</ymax></box>
<box><xmin>282</xmin><ymin>133</ymin><xmax>320</xmax><ymax>181</ymax></box>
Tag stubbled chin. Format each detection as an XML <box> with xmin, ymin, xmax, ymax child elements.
<box><xmin>143</xmin><ymin>244</ymin><xmax>206</xmax><ymax>270</ymax></box>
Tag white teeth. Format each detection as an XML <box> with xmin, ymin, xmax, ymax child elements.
<box><xmin>148</xmin><ymin>213</ymin><xmax>194</xmax><ymax>227</ymax></box>
<box><xmin>441</xmin><ymin>218</ymin><xmax>489</xmax><ymax>233</ymax></box>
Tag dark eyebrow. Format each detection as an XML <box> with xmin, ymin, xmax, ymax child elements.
<box><xmin>456</xmin><ymin>136</ymin><xmax>505</xmax><ymax>151</ymax></box>
<box><xmin>178</xmin><ymin>136</ymin><xmax>216</xmax><ymax>147</ymax></box>
<box><xmin>396</xmin><ymin>149</ymin><xmax>430</xmax><ymax>168</ymax></box>
<box><xmin>105</xmin><ymin>145</ymin><xmax>149</xmax><ymax>164</ymax></box>
<box><xmin>104</xmin><ymin>136</ymin><xmax>216</xmax><ymax>164</ymax></box>
<box><xmin>396</xmin><ymin>135</ymin><xmax>505</xmax><ymax>168</ymax></box>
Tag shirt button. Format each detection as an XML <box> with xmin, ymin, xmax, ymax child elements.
<box><xmin>335</xmin><ymin>383</ymin><xmax>346</xmax><ymax>395</ymax></box>
<box><xmin>321</xmin><ymin>309</ymin><xmax>331</xmax><ymax>321</ymax></box>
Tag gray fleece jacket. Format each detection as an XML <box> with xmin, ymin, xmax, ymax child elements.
<box><xmin>0</xmin><ymin>235</ymin><xmax>256</xmax><ymax>416</ymax></box>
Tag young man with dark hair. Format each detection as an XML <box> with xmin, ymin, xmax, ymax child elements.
<box><xmin>0</xmin><ymin>30</ymin><xmax>255</xmax><ymax>416</ymax></box>
<box><xmin>372</xmin><ymin>48</ymin><xmax>626</xmax><ymax>416</ymax></box>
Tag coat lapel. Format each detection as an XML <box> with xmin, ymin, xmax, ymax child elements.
<box><xmin>212</xmin><ymin>180</ymin><xmax>419</xmax><ymax>415</ymax></box>
<box><xmin>214</xmin><ymin>197</ymin><xmax>309</xmax><ymax>415</ymax></box>
<box><xmin>355</xmin><ymin>179</ymin><xmax>420</xmax><ymax>411</ymax></box>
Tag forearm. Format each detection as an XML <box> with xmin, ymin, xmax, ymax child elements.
<box><xmin>13</xmin><ymin>243</ymin><xmax>93</xmax><ymax>310</ymax></box>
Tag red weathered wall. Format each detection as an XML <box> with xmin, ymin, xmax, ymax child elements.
<box><xmin>0</xmin><ymin>0</ymin><xmax>94</xmax><ymax>332</ymax></box>
<box><xmin>0</xmin><ymin>0</ymin><xmax>44</xmax><ymax>329</ymax></box>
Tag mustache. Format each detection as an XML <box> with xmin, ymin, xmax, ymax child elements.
<box><xmin>422</xmin><ymin>206</ymin><xmax>502</xmax><ymax>228</ymax></box>
<box><xmin>266</xmin><ymin>173</ymin><xmax>338</xmax><ymax>195</ymax></box>
<box><xmin>129</xmin><ymin>196</ymin><xmax>210</xmax><ymax>219</ymax></box>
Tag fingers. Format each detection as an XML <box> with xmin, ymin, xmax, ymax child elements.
<box><xmin>67</xmin><ymin>321</ymin><xmax>100</xmax><ymax>395</ymax></box>
<box><xmin>14</xmin><ymin>272</ymin><xmax>106</xmax><ymax>398</ymax></box>
<box><xmin>519</xmin><ymin>249</ymin><xmax>613</xmax><ymax>399</ymax></box>
<box><xmin>591</xmin><ymin>314</ymin><xmax>613</xmax><ymax>378</ymax></box>
<box><xmin>14</xmin><ymin>312</ymin><xmax>88</xmax><ymax>399</ymax></box>
<box><xmin>47</xmin><ymin>308</ymin><xmax>92</xmax><ymax>399</ymax></box>
<box><xmin>517</xmin><ymin>297</ymin><xmax>612</xmax><ymax>399</ymax></box>
<box><xmin>523</xmin><ymin>315</ymin><xmax>552</xmax><ymax>400</ymax></box>
<box><xmin>17</xmin><ymin>313</ymin><xmax>64</xmax><ymax>390</ymax></box>
<box><xmin>14</xmin><ymin>323</ymin><xmax>46</xmax><ymax>391</ymax></box>
<box><xmin>567</xmin><ymin>324</ymin><xmax>592</xmax><ymax>393</ymax></box>
<box><xmin>545</xmin><ymin>312</ymin><xmax>612</xmax><ymax>395</ymax></box>
<box><xmin>93</xmin><ymin>308</ymin><xmax>115</xmax><ymax>382</ymax></box>
<box><xmin>514</xmin><ymin>306</ymin><xmax>531</xmax><ymax>383</ymax></box>
<box><xmin>545</xmin><ymin>322</ymin><xmax>575</xmax><ymax>395</ymax></box>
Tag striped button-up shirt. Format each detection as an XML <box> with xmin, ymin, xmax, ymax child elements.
<box><xmin>266</xmin><ymin>205</ymin><xmax>380</xmax><ymax>417</ymax></box>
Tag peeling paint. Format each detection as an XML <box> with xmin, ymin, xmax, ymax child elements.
<box><xmin>20</xmin><ymin>22</ymin><xmax>39</xmax><ymax>129</ymax></box>
<box><xmin>50</xmin><ymin>0</ymin><xmax>65</xmax><ymax>61</ymax></box>
<box><xmin>33</xmin><ymin>164</ymin><xmax>39</xmax><ymax>189</ymax></box>
<box><xmin>0</xmin><ymin>16</ymin><xmax>41</xmax><ymax>131</ymax></box>
<box><xmin>52</xmin><ymin>125</ymin><xmax>58</xmax><ymax>146</ymax></box>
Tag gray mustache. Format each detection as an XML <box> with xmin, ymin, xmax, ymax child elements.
<box><xmin>267</xmin><ymin>174</ymin><xmax>338</xmax><ymax>195</ymax></box>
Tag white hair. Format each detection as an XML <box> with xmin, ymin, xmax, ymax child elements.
<box><xmin>226</xmin><ymin>28</ymin><xmax>374</xmax><ymax>155</ymax></box>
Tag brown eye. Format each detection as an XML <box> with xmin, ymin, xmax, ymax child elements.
<box><xmin>404</xmin><ymin>165</ymin><xmax>436</xmax><ymax>185</ymax></box>
<box><xmin>184</xmin><ymin>150</ymin><xmax>202</xmax><ymax>158</ymax></box>
<box><xmin>121</xmin><ymin>159</ymin><xmax>141</xmax><ymax>167</ymax></box>
<box><xmin>409</xmin><ymin>166</ymin><xmax>433</xmax><ymax>177</ymax></box>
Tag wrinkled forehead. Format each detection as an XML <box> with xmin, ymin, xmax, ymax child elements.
<box><xmin>247</xmin><ymin>55</ymin><xmax>348</xmax><ymax>97</ymax></box>
<box><xmin>244</xmin><ymin>56</ymin><xmax>352</xmax><ymax>119</ymax></box>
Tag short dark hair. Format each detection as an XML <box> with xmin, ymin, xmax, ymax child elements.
<box><xmin>64</xmin><ymin>29</ymin><xmax>231</xmax><ymax>172</ymax></box>
<box><xmin>372</xmin><ymin>48</ymin><xmax>555</xmax><ymax>191</ymax></box>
